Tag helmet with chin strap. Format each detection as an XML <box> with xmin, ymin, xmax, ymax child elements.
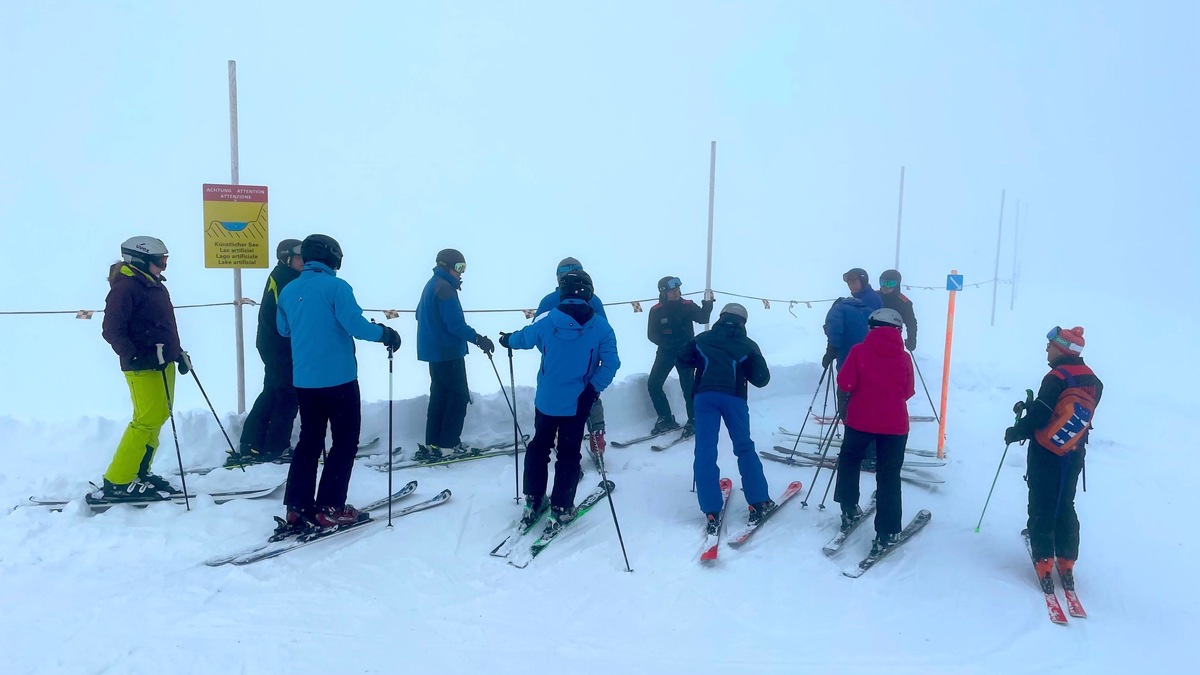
<box><xmin>121</xmin><ymin>236</ymin><xmax>169</xmax><ymax>270</ymax></box>
<box><xmin>301</xmin><ymin>234</ymin><xmax>343</xmax><ymax>270</ymax></box>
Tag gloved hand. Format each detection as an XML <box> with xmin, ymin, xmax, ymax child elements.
<box><xmin>1004</xmin><ymin>426</ymin><xmax>1024</xmax><ymax>445</ymax></box>
<box><xmin>821</xmin><ymin>346</ymin><xmax>838</xmax><ymax>369</ymax></box>
<box><xmin>379</xmin><ymin>325</ymin><xmax>402</xmax><ymax>352</ymax></box>
<box><xmin>176</xmin><ymin>350</ymin><xmax>192</xmax><ymax>375</ymax></box>
<box><xmin>498</xmin><ymin>332</ymin><xmax>512</xmax><ymax>349</ymax></box>
<box><xmin>905</xmin><ymin>336</ymin><xmax>917</xmax><ymax>352</ymax></box>
<box><xmin>129</xmin><ymin>351</ymin><xmax>165</xmax><ymax>372</ymax></box>
<box><xmin>578</xmin><ymin>384</ymin><xmax>600</xmax><ymax>412</ymax></box>
<box><xmin>474</xmin><ymin>334</ymin><xmax>495</xmax><ymax>356</ymax></box>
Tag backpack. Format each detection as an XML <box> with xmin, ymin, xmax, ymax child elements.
<box><xmin>1034</xmin><ymin>368</ymin><xmax>1098</xmax><ymax>456</ymax></box>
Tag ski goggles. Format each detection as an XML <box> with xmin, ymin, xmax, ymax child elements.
<box><xmin>880</xmin><ymin>279</ymin><xmax>899</xmax><ymax>288</ymax></box>
<box><xmin>661</xmin><ymin>277</ymin><xmax>682</xmax><ymax>291</ymax></box>
<box><xmin>453</xmin><ymin>261</ymin><xmax>466</xmax><ymax>274</ymax></box>
<box><xmin>1046</xmin><ymin>326</ymin><xmax>1083</xmax><ymax>353</ymax></box>
<box><xmin>557</xmin><ymin>262</ymin><xmax>583</xmax><ymax>277</ymax></box>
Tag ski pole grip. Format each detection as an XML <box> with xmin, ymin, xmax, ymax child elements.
<box><xmin>155</xmin><ymin>343</ymin><xmax>165</xmax><ymax>366</ymax></box>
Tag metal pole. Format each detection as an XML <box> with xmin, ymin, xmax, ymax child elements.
<box><xmin>228</xmin><ymin>59</ymin><xmax>246</xmax><ymax>414</ymax></box>
<box><xmin>894</xmin><ymin>166</ymin><xmax>905</xmax><ymax>269</ymax></box>
<box><xmin>1010</xmin><ymin>202</ymin><xmax>1020</xmax><ymax>311</ymax></box>
<box><xmin>703</xmin><ymin>141</ymin><xmax>716</xmax><ymax>328</ymax></box>
<box><xmin>990</xmin><ymin>190</ymin><xmax>1005</xmax><ymax>327</ymax></box>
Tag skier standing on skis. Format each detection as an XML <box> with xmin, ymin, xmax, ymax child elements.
<box><xmin>1004</xmin><ymin>326</ymin><xmax>1103</xmax><ymax>592</ymax></box>
<box><xmin>677</xmin><ymin>303</ymin><xmax>773</xmax><ymax>533</ymax></box>
<box><xmin>415</xmin><ymin>248</ymin><xmax>495</xmax><ymax>460</ymax></box>
<box><xmin>878</xmin><ymin>269</ymin><xmax>918</xmax><ymax>351</ymax></box>
<box><xmin>833</xmin><ymin>308</ymin><xmax>915</xmax><ymax>555</ymax></box>
<box><xmin>822</xmin><ymin>268</ymin><xmax>880</xmax><ymax>413</ymax></box>
<box><xmin>275</xmin><ymin>234</ymin><xmax>402</xmax><ymax>533</ymax></box>
<box><xmin>534</xmin><ymin>257</ymin><xmax>609</xmax><ymax>456</ymax></box>
<box><xmin>234</xmin><ymin>238</ymin><xmax>304</xmax><ymax>466</ymax></box>
<box><xmin>646</xmin><ymin>275</ymin><xmax>714</xmax><ymax>437</ymax></box>
<box><xmin>99</xmin><ymin>236</ymin><xmax>188</xmax><ymax>501</ymax></box>
<box><xmin>499</xmin><ymin>270</ymin><xmax>620</xmax><ymax>530</ymax></box>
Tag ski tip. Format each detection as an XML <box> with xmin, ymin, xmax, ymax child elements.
<box><xmin>787</xmin><ymin>480</ymin><xmax>803</xmax><ymax>489</ymax></box>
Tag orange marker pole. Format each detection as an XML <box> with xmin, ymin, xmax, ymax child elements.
<box><xmin>937</xmin><ymin>270</ymin><xmax>959</xmax><ymax>459</ymax></box>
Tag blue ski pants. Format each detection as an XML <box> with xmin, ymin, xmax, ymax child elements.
<box><xmin>693</xmin><ymin>392</ymin><xmax>769</xmax><ymax>514</ymax></box>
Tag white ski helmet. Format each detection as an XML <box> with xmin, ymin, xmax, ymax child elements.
<box><xmin>868</xmin><ymin>308</ymin><xmax>903</xmax><ymax>329</ymax></box>
<box><xmin>120</xmin><ymin>236</ymin><xmax>169</xmax><ymax>267</ymax></box>
<box><xmin>720</xmin><ymin>302</ymin><xmax>749</xmax><ymax>322</ymax></box>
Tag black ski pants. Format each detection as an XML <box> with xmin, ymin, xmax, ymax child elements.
<box><xmin>284</xmin><ymin>380</ymin><xmax>361</xmax><ymax>511</ymax></box>
<box><xmin>523</xmin><ymin>396</ymin><xmax>591</xmax><ymax>510</ymax></box>
<box><xmin>834</xmin><ymin>425</ymin><xmax>907</xmax><ymax>537</ymax></box>
<box><xmin>1026</xmin><ymin>443</ymin><xmax>1085</xmax><ymax>561</ymax></box>
<box><xmin>426</xmin><ymin>358</ymin><xmax>470</xmax><ymax>448</ymax></box>
<box><xmin>648</xmin><ymin>347</ymin><xmax>695</xmax><ymax>423</ymax></box>
<box><xmin>239</xmin><ymin>357</ymin><xmax>298</xmax><ymax>455</ymax></box>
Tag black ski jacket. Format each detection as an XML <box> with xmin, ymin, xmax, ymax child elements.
<box><xmin>648</xmin><ymin>298</ymin><xmax>714</xmax><ymax>353</ymax></box>
<box><xmin>256</xmin><ymin>263</ymin><xmax>301</xmax><ymax>368</ymax></box>
<box><xmin>881</xmin><ymin>291</ymin><xmax>918</xmax><ymax>348</ymax></box>
<box><xmin>678</xmin><ymin>317</ymin><xmax>770</xmax><ymax>400</ymax></box>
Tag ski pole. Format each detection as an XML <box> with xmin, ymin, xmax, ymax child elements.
<box><xmin>487</xmin><ymin>350</ymin><xmax>526</xmax><ymax>502</ymax></box>
<box><xmin>801</xmin><ymin>410</ymin><xmax>842</xmax><ymax>508</ymax></box>
<box><xmin>184</xmin><ymin>359</ymin><xmax>244</xmax><ymax>470</ymax></box>
<box><xmin>387</xmin><ymin>348</ymin><xmax>394</xmax><ymax>527</ymax></box>
<box><xmin>910</xmin><ymin>351</ymin><xmax>940</xmax><ymax>424</ymax></box>
<box><xmin>974</xmin><ymin>391</ymin><xmax>1031</xmax><ymax>532</ymax></box>
<box><xmin>597</xmin><ymin>464</ymin><xmax>633</xmax><ymax>573</ymax></box>
<box><xmin>507</xmin><ymin>346</ymin><xmax>519</xmax><ymax>502</ymax></box>
<box><xmin>156</xmin><ymin>345</ymin><xmax>190</xmax><ymax>510</ymax></box>
<box><xmin>784</xmin><ymin>362</ymin><xmax>831</xmax><ymax>461</ymax></box>
<box><xmin>815</xmin><ymin>416</ymin><xmax>844</xmax><ymax>510</ymax></box>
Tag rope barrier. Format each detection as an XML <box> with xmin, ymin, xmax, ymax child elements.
<box><xmin>1</xmin><ymin>280</ymin><xmax>1006</xmax><ymax>319</ymax></box>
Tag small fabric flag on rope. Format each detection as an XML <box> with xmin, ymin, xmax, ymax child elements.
<box><xmin>384</xmin><ymin>309</ymin><xmax>400</xmax><ymax>319</ymax></box>
<box><xmin>522</xmin><ymin>309</ymin><xmax>536</xmax><ymax>320</ymax></box>
<box><xmin>75</xmin><ymin>310</ymin><xmax>94</xmax><ymax>320</ymax></box>
<box><xmin>631</xmin><ymin>301</ymin><xmax>643</xmax><ymax>313</ymax></box>
<box><xmin>761</xmin><ymin>299</ymin><xmax>770</xmax><ymax>309</ymax></box>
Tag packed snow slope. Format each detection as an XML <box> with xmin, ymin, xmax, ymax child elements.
<box><xmin>1</xmin><ymin>297</ymin><xmax>1195</xmax><ymax>675</ymax></box>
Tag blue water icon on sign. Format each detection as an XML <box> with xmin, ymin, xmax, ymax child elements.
<box><xmin>218</xmin><ymin>221</ymin><xmax>250</xmax><ymax>231</ymax></box>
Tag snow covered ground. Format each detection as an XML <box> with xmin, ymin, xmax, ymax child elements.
<box><xmin>2</xmin><ymin>295</ymin><xmax>1195</xmax><ymax>675</ymax></box>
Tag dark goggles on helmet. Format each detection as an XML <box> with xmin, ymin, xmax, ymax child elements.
<box><xmin>557</xmin><ymin>263</ymin><xmax>583</xmax><ymax>276</ymax></box>
<box><xmin>662</xmin><ymin>277</ymin><xmax>682</xmax><ymax>291</ymax></box>
<box><xmin>880</xmin><ymin>279</ymin><xmax>899</xmax><ymax>288</ymax></box>
<box><xmin>453</xmin><ymin>262</ymin><xmax>466</xmax><ymax>274</ymax></box>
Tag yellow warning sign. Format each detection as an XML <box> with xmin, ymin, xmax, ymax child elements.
<box><xmin>203</xmin><ymin>184</ymin><xmax>269</xmax><ymax>268</ymax></box>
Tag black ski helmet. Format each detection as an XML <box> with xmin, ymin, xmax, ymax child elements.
<box><xmin>559</xmin><ymin>270</ymin><xmax>594</xmax><ymax>303</ymax></box>
<box><xmin>868</xmin><ymin>308</ymin><xmax>904</xmax><ymax>329</ymax></box>
<box><xmin>658</xmin><ymin>276</ymin><xmax>682</xmax><ymax>293</ymax></box>
<box><xmin>843</xmin><ymin>268</ymin><xmax>869</xmax><ymax>286</ymax></box>
<box><xmin>276</xmin><ymin>238</ymin><xmax>303</xmax><ymax>266</ymax></box>
<box><xmin>880</xmin><ymin>269</ymin><xmax>902</xmax><ymax>285</ymax></box>
<box><xmin>436</xmin><ymin>248</ymin><xmax>466</xmax><ymax>272</ymax></box>
<box><xmin>301</xmin><ymin>234</ymin><xmax>343</xmax><ymax>270</ymax></box>
<box><xmin>120</xmin><ymin>236</ymin><xmax>169</xmax><ymax>270</ymax></box>
<box><xmin>556</xmin><ymin>256</ymin><xmax>583</xmax><ymax>282</ymax></box>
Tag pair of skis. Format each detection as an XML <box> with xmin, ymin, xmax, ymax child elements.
<box><xmin>24</xmin><ymin>482</ymin><xmax>282</xmax><ymax>512</ymax></box>
<box><xmin>758</xmin><ymin>450</ymin><xmax>945</xmax><ymax>485</ymax></box>
<box><xmin>178</xmin><ymin>437</ymin><xmax>385</xmax><ymax>476</ymax></box>
<box><xmin>367</xmin><ymin>435</ymin><xmax>529</xmax><ymax>472</ymax></box>
<box><xmin>776</xmin><ymin>427</ymin><xmax>939</xmax><ymax>458</ymax></box>
<box><xmin>810</xmin><ymin>414</ymin><xmax>936</xmax><ymax>425</ymax></box>
<box><xmin>816</xmin><ymin>491</ymin><xmax>932</xmax><ymax>578</ymax></box>
<box><xmin>699</xmin><ymin>480</ymin><xmax>804</xmax><ymax>563</ymax></box>
<box><xmin>1022</xmin><ymin>529</ymin><xmax>1087</xmax><ymax>624</ymax></box>
<box><xmin>492</xmin><ymin>480</ymin><xmax>615</xmax><ymax>568</ymax></box>
<box><xmin>205</xmin><ymin>480</ymin><xmax>451</xmax><ymax>566</ymax></box>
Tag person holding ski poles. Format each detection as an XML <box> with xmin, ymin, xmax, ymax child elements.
<box><xmin>534</xmin><ymin>257</ymin><xmax>609</xmax><ymax>456</ymax></box>
<box><xmin>878</xmin><ymin>269</ymin><xmax>918</xmax><ymax>351</ymax></box>
<box><xmin>275</xmin><ymin>234</ymin><xmax>402</xmax><ymax>535</ymax></box>
<box><xmin>646</xmin><ymin>275</ymin><xmax>714</xmax><ymax>437</ymax></box>
<box><xmin>1004</xmin><ymin>326</ymin><xmax>1103</xmax><ymax>593</ymax></box>
<box><xmin>99</xmin><ymin>236</ymin><xmax>188</xmax><ymax>501</ymax></box>
<box><xmin>499</xmin><ymin>270</ymin><xmax>620</xmax><ymax>530</ymax></box>
<box><xmin>833</xmin><ymin>308</ymin><xmax>915</xmax><ymax>555</ymax></box>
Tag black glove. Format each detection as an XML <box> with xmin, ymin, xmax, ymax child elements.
<box><xmin>821</xmin><ymin>346</ymin><xmax>837</xmax><ymax>369</ymax></box>
<box><xmin>498</xmin><ymin>332</ymin><xmax>512</xmax><ymax>349</ymax></box>
<box><xmin>905</xmin><ymin>336</ymin><xmax>917</xmax><ymax>352</ymax></box>
<box><xmin>579</xmin><ymin>384</ymin><xmax>600</xmax><ymax>412</ymax></box>
<box><xmin>379</xmin><ymin>325</ymin><xmax>402</xmax><ymax>352</ymax></box>
<box><xmin>176</xmin><ymin>350</ymin><xmax>192</xmax><ymax>375</ymax></box>
<box><xmin>129</xmin><ymin>352</ymin><xmax>165</xmax><ymax>372</ymax></box>
<box><xmin>474</xmin><ymin>334</ymin><xmax>495</xmax><ymax>356</ymax></box>
<box><xmin>1004</xmin><ymin>426</ymin><xmax>1024</xmax><ymax>445</ymax></box>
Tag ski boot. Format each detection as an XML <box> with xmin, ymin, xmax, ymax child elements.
<box><xmin>97</xmin><ymin>478</ymin><xmax>169</xmax><ymax>503</ymax></box>
<box><xmin>651</xmin><ymin>416</ymin><xmax>680</xmax><ymax>435</ymax></box>
<box><xmin>840</xmin><ymin>504</ymin><xmax>864</xmax><ymax>533</ymax></box>
<box><xmin>271</xmin><ymin>507</ymin><xmax>317</xmax><ymax>541</ymax></box>
<box><xmin>413</xmin><ymin>444</ymin><xmax>443</xmax><ymax>462</ymax></box>
<box><xmin>520</xmin><ymin>494</ymin><xmax>550</xmax><ymax>529</ymax></box>
<box><xmin>681</xmin><ymin>420</ymin><xmax>696</xmax><ymax>438</ymax></box>
<box><xmin>748</xmin><ymin>499</ymin><xmax>777</xmax><ymax>525</ymax></box>
<box><xmin>138</xmin><ymin>472</ymin><xmax>184</xmax><ymax>496</ymax></box>
<box><xmin>870</xmin><ymin>532</ymin><xmax>899</xmax><ymax>557</ymax></box>
<box><xmin>314</xmin><ymin>504</ymin><xmax>366</xmax><ymax>528</ymax></box>
<box><xmin>445</xmin><ymin>443</ymin><xmax>474</xmax><ymax>457</ymax></box>
<box><xmin>1056</xmin><ymin>558</ymin><xmax>1076</xmax><ymax>592</ymax></box>
<box><xmin>547</xmin><ymin>505</ymin><xmax>577</xmax><ymax>532</ymax></box>
<box><xmin>1034</xmin><ymin>557</ymin><xmax>1056</xmax><ymax>593</ymax></box>
<box><xmin>705</xmin><ymin>512</ymin><xmax>722</xmax><ymax>536</ymax></box>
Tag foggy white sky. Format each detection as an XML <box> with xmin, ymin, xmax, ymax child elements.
<box><xmin>1</xmin><ymin>2</ymin><xmax>1195</xmax><ymax>420</ymax></box>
